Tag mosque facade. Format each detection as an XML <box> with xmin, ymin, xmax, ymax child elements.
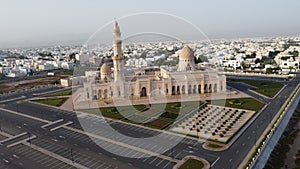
<box><xmin>83</xmin><ymin>20</ymin><xmax>226</xmax><ymax>100</ymax></box>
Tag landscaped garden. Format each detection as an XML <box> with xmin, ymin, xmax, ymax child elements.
<box><xmin>170</xmin><ymin>104</ymin><xmax>256</xmax><ymax>143</ymax></box>
<box><xmin>228</xmin><ymin>79</ymin><xmax>284</xmax><ymax>97</ymax></box>
<box><xmin>32</xmin><ymin>98</ymin><xmax>68</xmax><ymax>107</ymax></box>
<box><xmin>208</xmin><ymin>98</ymin><xmax>265</xmax><ymax>112</ymax></box>
<box><xmin>178</xmin><ymin>158</ymin><xmax>204</xmax><ymax>169</ymax></box>
<box><xmin>79</xmin><ymin>101</ymin><xmax>203</xmax><ymax>129</ymax></box>
<box><xmin>45</xmin><ymin>89</ymin><xmax>72</xmax><ymax>97</ymax></box>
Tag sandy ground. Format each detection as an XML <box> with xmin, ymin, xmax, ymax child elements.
<box><xmin>283</xmin><ymin>119</ymin><xmax>300</xmax><ymax>168</ymax></box>
<box><xmin>0</xmin><ymin>76</ymin><xmax>61</xmax><ymax>93</ymax></box>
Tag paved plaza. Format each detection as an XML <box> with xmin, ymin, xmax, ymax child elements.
<box><xmin>170</xmin><ymin>105</ymin><xmax>255</xmax><ymax>143</ymax></box>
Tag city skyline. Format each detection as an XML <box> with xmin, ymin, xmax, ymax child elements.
<box><xmin>0</xmin><ymin>0</ymin><xmax>300</xmax><ymax>48</ymax></box>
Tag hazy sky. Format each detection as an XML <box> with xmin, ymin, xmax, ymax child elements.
<box><xmin>0</xmin><ymin>0</ymin><xmax>299</xmax><ymax>48</ymax></box>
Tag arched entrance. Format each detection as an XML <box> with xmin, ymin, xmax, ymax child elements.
<box><xmin>103</xmin><ymin>89</ymin><xmax>108</xmax><ymax>99</ymax></box>
<box><xmin>141</xmin><ymin>87</ymin><xmax>147</xmax><ymax>97</ymax></box>
<box><xmin>214</xmin><ymin>84</ymin><xmax>217</xmax><ymax>93</ymax></box>
<box><xmin>181</xmin><ymin>85</ymin><xmax>185</xmax><ymax>94</ymax></box>
<box><xmin>98</xmin><ymin>89</ymin><xmax>102</xmax><ymax>99</ymax></box>
<box><xmin>172</xmin><ymin>86</ymin><xmax>175</xmax><ymax>95</ymax></box>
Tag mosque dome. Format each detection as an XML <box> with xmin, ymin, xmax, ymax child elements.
<box><xmin>179</xmin><ymin>45</ymin><xmax>194</xmax><ymax>60</ymax></box>
<box><xmin>100</xmin><ymin>63</ymin><xmax>111</xmax><ymax>74</ymax></box>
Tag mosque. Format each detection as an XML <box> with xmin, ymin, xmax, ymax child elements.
<box><xmin>83</xmin><ymin>20</ymin><xmax>226</xmax><ymax>101</ymax></box>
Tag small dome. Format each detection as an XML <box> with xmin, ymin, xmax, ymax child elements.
<box><xmin>179</xmin><ymin>45</ymin><xmax>194</xmax><ymax>60</ymax></box>
<box><xmin>100</xmin><ymin>63</ymin><xmax>111</xmax><ymax>74</ymax></box>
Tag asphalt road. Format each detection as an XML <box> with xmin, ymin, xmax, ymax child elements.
<box><xmin>0</xmin><ymin>75</ymin><xmax>299</xmax><ymax>169</ymax></box>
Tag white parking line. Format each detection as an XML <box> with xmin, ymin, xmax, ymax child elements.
<box><xmin>50</xmin><ymin>161</ymin><xmax>63</xmax><ymax>169</ymax></box>
<box><xmin>149</xmin><ymin>156</ymin><xmax>158</xmax><ymax>164</ymax></box>
<box><xmin>41</xmin><ymin>119</ymin><xmax>64</xmax><ymax>128</ymax></box>
<box><xmin>163</xmin><ymin>161</ymin><xmax>171</xmax><ymax>169</ymax></box>
<box><xmin>95</xmin><ymin>162</ymin><xmax>106</xmax><ymax>169</ymax></box>
<box><xmin>149</xmin><ymin>145</ymin><xmax>158</xmax><ymax>151</ymax></box>
<box><xmin>7</xmin><ymin>135</ymin><xmax>37</xmax><ymax>148</ymax></box>
<box><xmin>156</xmin><ymin>159</ymin><xmax>165</xmax><ymax>166</ymax></box>
<box><xmin>89</xmin><ymin>161</ymin><xmax>101</xmax><ymax>168</ymax></box>
<box><xmin>0</xmin><ymin>132</ymin><xmax>27</xmax><ymax>144</ymax></box>
<box><xmin>50</xmin><ymin>121</ymin><xmax>73</xmax><ymax>131</ymax></box>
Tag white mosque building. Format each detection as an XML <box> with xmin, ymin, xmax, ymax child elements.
<box><xmin>83</xmin><ymin>20</ymin><xmax>226</xmax><ymax>101</ymax></box>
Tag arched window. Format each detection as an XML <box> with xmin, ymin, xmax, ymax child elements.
<box><xmin>186</xmin><ymin>64</ymin><xmax>191</xmax><ymax>70</ymax></box>
<box><xmin>141</xmin><ymin>87</ymin><xmax>147</xmax><ymax>97</ymax></box>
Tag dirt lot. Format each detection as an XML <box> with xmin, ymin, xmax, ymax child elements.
<box><xmin>0</xmin><ymin>76</ymin><xmax>62</xmax><ymax>93</ymax></box>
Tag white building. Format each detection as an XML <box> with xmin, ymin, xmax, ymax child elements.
<box><xmin>83</xmin><ymin>20</ymin><xmax>226</xmax><ymax>101</ymax></box>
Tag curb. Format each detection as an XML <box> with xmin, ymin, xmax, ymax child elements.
<box><xmin>172</xmin><ymin>155</ymin><xmax>210</xmax><ymax>169</ymax></box>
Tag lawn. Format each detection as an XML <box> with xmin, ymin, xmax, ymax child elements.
<box><xmin>206</xmin><ymin>143</ymin><xmax>224</xmax><ymax>149</ymax></box>
<box><xmin>80</xmin><ymin>105</ymin><xmax>147</xmax><ymax>120</ymax></box>
<box><xmin>46</xmin><ymin>89</ymin><xmax>72</xmax><ymax>97</ymax></box>
<box><xmin>208</xmin><ymin>98</ymin><xmax>265</xmax><ymax>112</ymax></box>
<box><xmin>79</xmin><ymin>101</ymin><xmax>204</xmax><ymax>129</ymax></box>
<box><xmin>178</xmin><ymin>159</ymin><xmax>204</xmax><ymax>169</ymax></box>
<box><xmin>32</xmin><ymin>98</ymin><xmax>68</xmax><ymax>107</ymax></box>
<box><xmin>229</xmin><ymin>79</ymin><xmax>284</xmax><ymax>97</ymax></box>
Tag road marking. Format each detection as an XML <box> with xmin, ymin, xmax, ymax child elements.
<box><xmin>7</xmin><ymin>135</ymin><xmax>37</xmax><ymax>148</ymax></box>
<box><xmin>163</xmin><ymin>161</ymin><xmax>171</xmax><ymax>169</ymax></box>
<box><xmin>2</xmin><ymin>130</ymin><xmax>88</xmax><ymax>169</ymax></box>
<box><xmin>1</xmin><ymin>107</ymin><xmax>179</xmax><ymax>163</ymax></box>
<box><xmin>0</xmin><ymin>96</ymin><xmax>26</xmax><ymax>103</ymax></box>
<box><xmin>50</xmin><ymin>122</ymin><xmax>73</xmax><ymax>131</ymax></box>
<box><xmin>149</xmin><ymin>157</ymin><xmax>158</xmax><ymax>164</ymax></box>
<box><xmin>156</xmin><ymin>159</ymin><xmax>165</xmax><ymax>166</ymax></box>
<box><xmin>41</xmin><ymin>119</ymin><xmax>64</xmax><ymax>128</ymax></box>
<box><xmin>211</xmin><ymin>156</ymin><xmax>220</xmax><ymax>167</ymax></box>
<box><xmin>0</xmin><ymin>132</ymin><xmax>27</xmax><ymax>144</ymax></box>
<box><xmin>0</xmin><ymin>107</ymin><xmax>49</xmax><ymax>123</ymax></box>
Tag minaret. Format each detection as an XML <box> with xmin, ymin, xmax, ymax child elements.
<box><xmin>112</xmin><ymin>19</ymin><xmax>123</xmax><ymax>82</ymax></box>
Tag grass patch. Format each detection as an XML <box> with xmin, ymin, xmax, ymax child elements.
<box><xmin>80</xmin><ymin>107</ymin><xmax>123</xmax><ymax>120</ymax></box>
<box><xmin>206</xmin><ymin>143</ymin><xmax>223</xmax><ymax>149</ymax></box>
<box><xmin>46</xmin><ymin>90</ymin><xmax>72</xmax><ymax>97</ymax></box>
<box><xmin>179</xmin><ymin>159</ymin><xmax>204</xmax><ymax>169</ymax></box>
<box><xmin>32</xmin><ymin>98</ymin><xmax>68</xmax><ymax>107</ymax></box>
<box><xmin>229</xmin><ymin>79</ymin><xmax>284</xmax><ymax>97</ymax></box>
<box><xmin>208</xmin><ymin>98</ymin><xmax>265</xmax><ymax>112</ymax></box>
